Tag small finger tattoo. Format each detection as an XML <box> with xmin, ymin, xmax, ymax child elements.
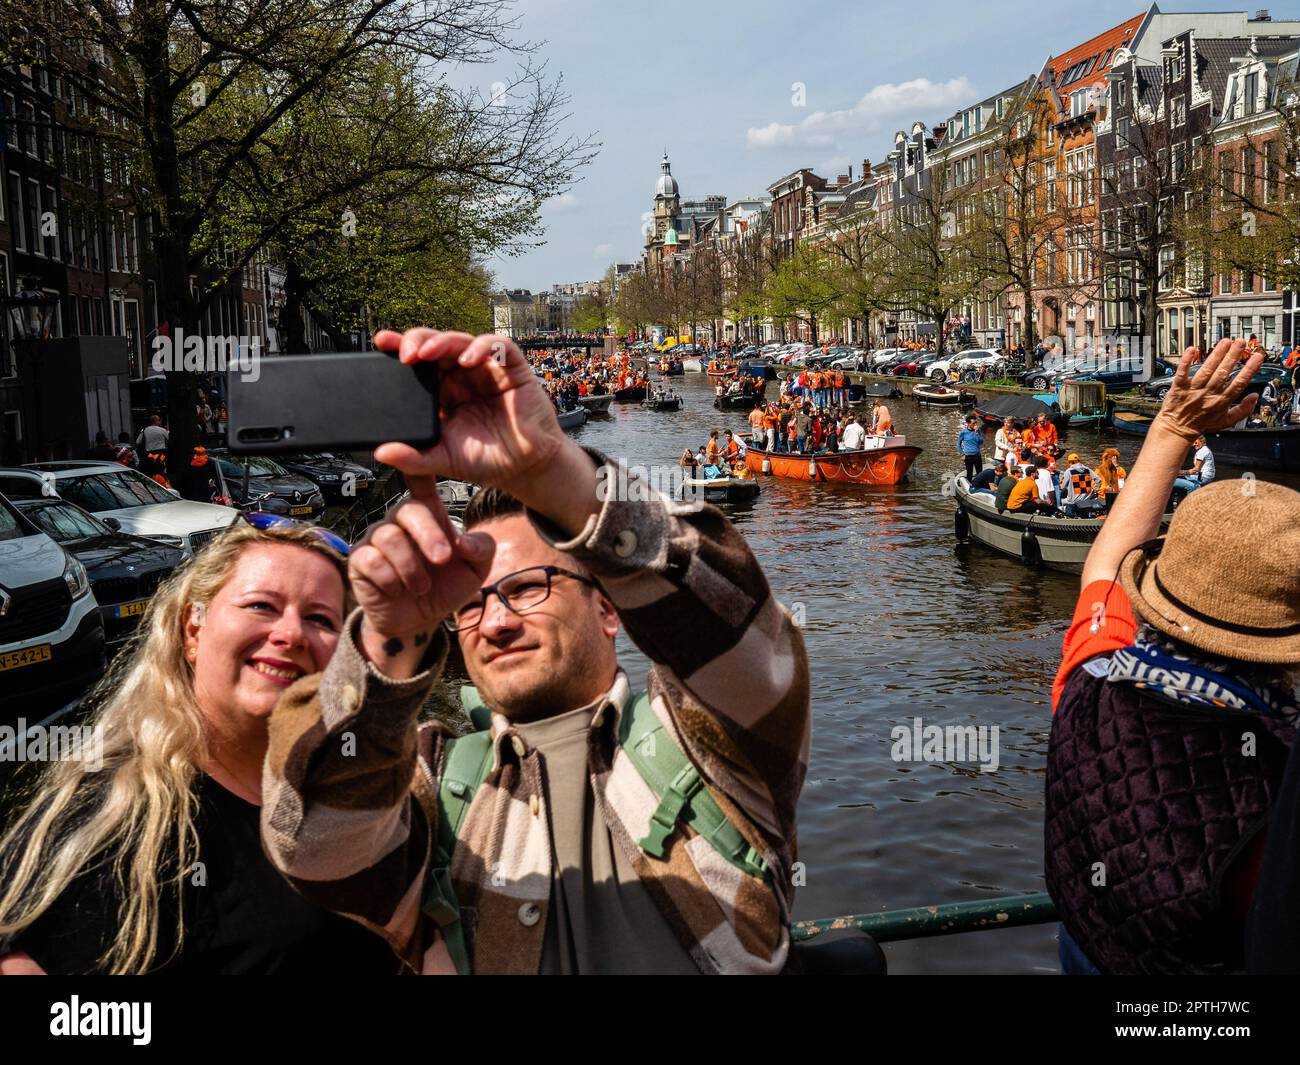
<box><xmin>382</xmin><ymin>637</ymin><xmax>404</xmax><ymax>656</ymax></box>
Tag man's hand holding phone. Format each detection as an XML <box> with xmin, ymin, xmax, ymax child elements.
<box><xmin>371</xmin><ymin>329</ymin><xmax>601</xmax><ymax>534</ymax></box>
<box><xmin>352</xmin><ymin>329</ymin><xmax>602</xmax><ymax>676</ymax></box>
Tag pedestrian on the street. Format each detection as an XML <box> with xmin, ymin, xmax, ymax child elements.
<box><xmin>136</xmin><ymin>413</ymin><xmax>169</xmax><ymax>454</ymax></box>
<box><xmin>87</xmin><ymin>431</ymin><xmax>116</xmax><ymax>462</ymax></box>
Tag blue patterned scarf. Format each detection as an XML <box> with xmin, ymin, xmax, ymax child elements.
<box><xmin>1107</xmin><ymin>629</ymin><xmax>1299</xmax><ymax>719</ymax></box>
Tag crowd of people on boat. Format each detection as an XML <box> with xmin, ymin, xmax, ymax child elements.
<box><xmin>778</xmin><ymin>368</ymin><xmax>851</xmax><ymax>408</ymax></box>
<box><xmin>960</xmin><ymin>407</ymin><xmax>1220</xmax><ymax>518</ymax></box>
<box><xmin>714</xmin><ymin>370</ymin><xmax>766</xmax><ymax>400</ymax></box>
<box><xmin>742</xmin><ymin>396</ymin><xmax>893</xmax><ymax>454</ymax></box>
<box><xmin>528</xmin><ymin>349</ymin><xmax>648</xmax><ymax>411</ymax></box>
<box><xmin>679</xmin><ymin>428</ymin><xmax>754</xmax><ymax>481</ymax></box>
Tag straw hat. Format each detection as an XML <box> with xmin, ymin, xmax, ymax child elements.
<box><xmin>1119</xmin><ymin>480</ymin><xmax>1300</xmax><ymax>663</ymax></box>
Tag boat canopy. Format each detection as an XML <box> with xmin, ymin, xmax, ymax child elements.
<box><xmin>860</xmin><ymin>381</ymin><xmax>900</xmax><ymax>397</ymax></box>
<box><xmin>976</xmin><ymin>394</ymin><xmax>1056</xmax><ymax>421</ymax></box>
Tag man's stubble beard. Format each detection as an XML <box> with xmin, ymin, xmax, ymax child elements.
<box><xmin>469</xmin><ymin>629</ymin><xmax>615</xmax><ymax>724</ymax></box>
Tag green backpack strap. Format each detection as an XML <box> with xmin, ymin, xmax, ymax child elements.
<box><xmin>618</xmin><ymin>691</ymin><xmax>770</xmax><ymax>882</ymax></box>
<box><xmin>422</xmin><ymin>711</ymin><xmax>495</xmax><ymax>976</ymax></box>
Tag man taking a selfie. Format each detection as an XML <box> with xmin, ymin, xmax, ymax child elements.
<box><xmin>261</xmin><ymin>328</ymin><xmax>811</xmax><ymax>974</ymax></box>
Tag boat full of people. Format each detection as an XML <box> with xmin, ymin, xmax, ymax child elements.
<box><xmin>744</xmin><ymin>434</ymin><xmax>922</xmax><ymax>485</ymax></box>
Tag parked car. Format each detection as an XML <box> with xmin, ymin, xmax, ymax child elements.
<box><xmin>891</xmin><ymin>350</ymin><xmax>946</xmax><ymax>377</ymax></box>
<box><xmin>14</xmin><ymin>497</ymin><xmax>186</xmax><ymax>650</ymax></box>
<box><xmin>8</xmin><ymin>463</ymin><xmax>237</xmax><ymax>557</ymax></box>
<box><xmin>1141</xmin><ymin>360</ymin><xmax>1287</xmax><ymax>400</ymax></box>
<box><xmin>925</xmin><ymin>348</ymin><xmax>1003</xmax><ymax>382</ymax></box>
<box><xmin>1019</xmin><ymin>358</ymin><xmax>1176</xmax><ymax>391</ymax></box>
<box><xmin>208</xmin><ymin>451</ymin><xmax>326</xmax><ymax>519</ymax></box>
<box><xmin>868</xmin><ymin>347</ymin><xmax>905</xmax><ymax>369</ymax></box>
<box><xmin>0</xmin><ymin>491</ymin><xmax>105</xmax><ymax>715</ymax></box>
<box><xmin>257</xmin><ymin>452</ymin><xmax>372</xmax><ymax>505</ymax></box>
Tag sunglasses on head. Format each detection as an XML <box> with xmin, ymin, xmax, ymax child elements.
<box><xmin>241</xmin><ymin>511</ymin><xmax>351</xmax><ymax>556</ymax></box>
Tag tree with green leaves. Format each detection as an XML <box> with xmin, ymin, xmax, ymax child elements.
<box><xmin>3</xmin><ymin>0</ymin><xmax>593</xmax><ymax>475</ymax></box>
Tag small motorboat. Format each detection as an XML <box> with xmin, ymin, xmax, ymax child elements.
<box><xmin>1204</xmin><ymin>422</ymin><xmax>1300</xmax><ymax>470</ymax></box>
<box><xmin>706</xmin><ymin>364</ymin><xmax>738</xmax><ymax>378</ymax></box>
<box><xmin>613</xmin><ymin>385</ymin><xmax>647</xmax><ymax>402</ymax></box>
<box><xmin>577</xmin><ymin>394</ymin><xmax>612</xmax><ymax>415</ymax></box>
<box><xmin>714</xmin><ymin>391</ymin><xmax>766</xmax><ymax>411</ymax></box>
<box><xmin>1111</xmin><ymin>407</ymin><xmax>1155</xmax><ymax>436</ymax></box>
<box><xmin>681</xmin><ymin>358</ymin><xmax>704</xmax><ymax>373</ymax></box>
<box><xmin>912</xmin><ymin>383</ymin><xmax>973</xmax><ymax>406</ymax></box>
<box><xmin>679</xmin><ymin>475</ymin><xmax>761</xmax><ymax>505</ymax></box>
<box><xmin>644</xmin><ymin>392</ymin><xmax>683</xmax><ymax>412</ymax></box>
<box><xmin>556</xmin><ymin>406</ymin><xmax>588</xmax><ymax>431</ymax></box>
<box><xmin>744</xmin><ymin>436</ymin><xmax>921</xmax><ymax>485</ymax></box>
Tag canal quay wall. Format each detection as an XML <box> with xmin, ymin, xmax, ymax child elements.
<box><xmin>837</xmin><ymin>370</ymin><xmax>1165</xmax><ymax>413</ymax></box>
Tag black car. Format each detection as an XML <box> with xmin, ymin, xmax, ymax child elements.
<box><xmin>208</xmin><ymin>451</ymin><xmax>326</xmax><ymax>518</ymax></box>
<box><xmin>15</xmin><ymin>497</ymin><xmax>187</xmax><ymax>649</ymax></box>
<box><xmin>1141</xmin><ymin>361</ymin><xmax>1286</xmax><ymax>400</ymax></box>
<box><xmin>275</xmin><ymin>452</ymin><xmax>375</xmax><ymax>503</ymax></box>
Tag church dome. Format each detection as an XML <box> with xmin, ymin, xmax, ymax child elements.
<box><xmin>656</xmin><ymin>153</ymin><xmax>679</xmax><ymax>199</ymax></box>
<box><xmin>663</xmin><ymin>227</ymin><xmax>679</xmax><ymax>247</ymax></box>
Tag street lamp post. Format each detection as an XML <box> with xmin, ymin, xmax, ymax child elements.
<box><xmin>3</xmin><ymin>280</ymin><xmax>60</xmax><ymax>463</ymax></box>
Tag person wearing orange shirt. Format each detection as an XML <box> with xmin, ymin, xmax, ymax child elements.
<box><xmin>705</xmin><ymin>430</ymin><xmax>721</xmax><ymax>464</ymax></box>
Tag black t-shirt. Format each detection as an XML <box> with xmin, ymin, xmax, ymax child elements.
<box><xmin>970</xmin><ymin>467</ymin><xmax>999</xmax><ymax>491</ymax></box>
<box><xmin>14</xmin><ymin>776</ymin><xmax>398</xmax><ymax>974</ymax></box>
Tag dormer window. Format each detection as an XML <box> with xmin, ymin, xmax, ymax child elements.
<box><xmin>1118</xmin><ymin>78</ymin><xmax>1128</xmax><ymax>107</ymax></box>
<box><xmin>1245</xmin><ymin>71</ymin><xmax>1259</xmax><ymax>115</ymax></box>
<box><xmin>1170</xmin><ymin>55</ymin><xmax>1183</xmax><ymax>81</ymax></box>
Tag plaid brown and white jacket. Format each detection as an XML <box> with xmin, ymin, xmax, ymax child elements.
<box><xmin>261</xmin><ymin>456</ymin><xmax>811</xmax><ymax>974</ymax></box>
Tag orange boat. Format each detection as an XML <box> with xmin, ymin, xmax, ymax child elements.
<box><xmin>744</xmin><ymin>438</ymin><xmax>922</xmax><ymax>485</ymax></box>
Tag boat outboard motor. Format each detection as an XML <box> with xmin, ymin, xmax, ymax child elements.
<box><xmin>761</xmin><ymin>455</ymin><xmax>772</xmax><ymax>474</ymax></box>
<box><xmin>954</xmin><ymin>506</ymin><xmax>970</xmax><ymax>543</ymax></box>
<box><xmin>1020</xmin><ymin>523</ymin><xmax>1042</xmax><ymax>567</ymax></box>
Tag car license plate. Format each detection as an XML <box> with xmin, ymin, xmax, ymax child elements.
<box><xmin>0</xmin><ymin>644</ymin><xmax>52</xmax><ymax>672</ymax></box>
<box><xmin>114</xmin><ymin>599</ymin><xmax>149</xmax><ymax>619</ymax></box>
<box><xmin>290</xmin><ymin>505</ymin><xmax>313</xmax><ymax>516</ymax></box>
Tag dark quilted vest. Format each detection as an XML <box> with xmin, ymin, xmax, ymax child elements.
<box><xmin>1045</xmin><ymin>661</ymin><xmax>1294</xmax><ymax>974</ymax></box>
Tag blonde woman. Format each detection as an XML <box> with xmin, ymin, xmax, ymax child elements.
<box><xmin>0</xmin><ymin>520</ymin><xmax>396</xmax><ymax>974</ymax></box>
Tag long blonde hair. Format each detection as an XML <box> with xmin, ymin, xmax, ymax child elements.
<box><xmin>0</xmin><ymin>521</ymin><xmax>352</xmax><ymax>973</ymax></box>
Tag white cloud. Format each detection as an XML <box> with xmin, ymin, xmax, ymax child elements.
<box><xmin>592</xmin><ymin>243</ymin><xmax>614</xmax><ymax>257</ymax></box>
<box><xmin>745</xmin><ymin>77</ymin><xmax>977</xmax><ymax>150</ymax></box>
<box><xmin>544</xmin><ymin>193</ymin><xmax>581</xmax><ymax>213</ymax></box>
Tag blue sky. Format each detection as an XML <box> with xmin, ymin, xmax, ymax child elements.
<box><xmin>469</xmin><ymin>1</ymin><xmax>1291</xmax><ymax>291</ymax></box>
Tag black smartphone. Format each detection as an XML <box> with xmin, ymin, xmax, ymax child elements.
<box><xmin>225</xmin><ymin>351</ymin><xmax>439</xmax><ymax>453</ymax></box>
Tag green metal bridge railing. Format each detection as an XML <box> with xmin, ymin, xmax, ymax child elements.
<box><xmin>792</xmin><ymin>892</ymin><xmax>1058</xmax><ymax>943</ymax></box>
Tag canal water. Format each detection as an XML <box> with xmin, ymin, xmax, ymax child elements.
<box><xmin>563</xmin><ymin>371</ymin><xmax>1295</xmax><ymax>974</ymax></box>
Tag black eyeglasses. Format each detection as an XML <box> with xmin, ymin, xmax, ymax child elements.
<box><xmin>446</xmin><ymin>565</ymin><xmax>598</xmax><ymax>633</ymax></box>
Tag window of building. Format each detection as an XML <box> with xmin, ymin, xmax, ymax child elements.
<box><xmin>3</xmin><ymin>93</ymin><xmax>16</xmax><ymax>150</ymax></box>
<box><xmin>0</xmin><ymin>253</ymin><xmax>11</xmax><ymax>379</ymax></box>
<box><xmin>1159</xmin><ymin>245</ymin><xmax>1175</xmax><ymax>291</ymax></box>
<box><xmin>1244</xmin><ymin>71</ymin><xmax>1259</xmax><ymax>116</ymax></box>
<box><xmin>43</xmin><ymin>186</ymin><xmax>59</xmax><ymax>259</ymax></box>
<box><xmin>24</xmin><ymin>178</ymin><xmax>40</xmax><ymax>257</ymax></box>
